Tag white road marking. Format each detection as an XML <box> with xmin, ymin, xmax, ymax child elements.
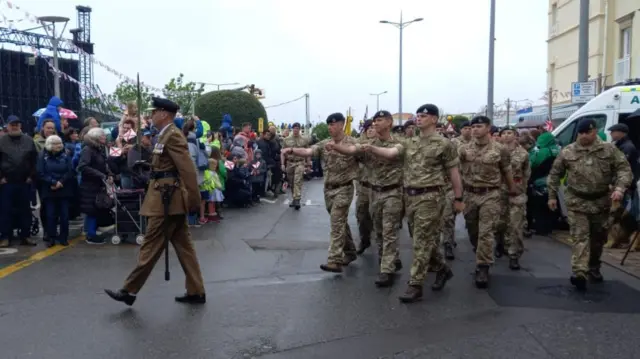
<box><xmin>260</xmin><ymin>198</ymin><xmax>276</xmax><ymax>204</ymax></box>
<box><xmin>283</xmin><ymin>199</ymin><xmax>290</xmax><ymax>206</ymax></box>
<box><xmin>305</xmin><ymin>200</ymin><xmax>311</xmax><ymax>206</ymax></box>
<box><xmin>0</xmin><ymin>248</ymin><xmax>18</xmax><ymax>256</ymax></box>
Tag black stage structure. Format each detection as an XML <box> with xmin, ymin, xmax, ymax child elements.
<box><xmin>0</xmin><ymin>6</ymin><xmax>117</xmax><ymax>128</ymax></box>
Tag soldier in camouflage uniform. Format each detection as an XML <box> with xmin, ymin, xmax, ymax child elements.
<box><xmin>354</xmin><ymin>120</ymin><xmax>376</xmax><ymax>254</ymax></box>
<box><xmin>330</xmin><ymin>110</ymin><xmax>404</xmax><ymax>287</ymax></box>
<box><xmin>498</xmin><ymin>126</ymin><xmax>531</xmax><ymax>270</ymax></box>
<box><xmin>281</xmin><ymin>122</ymin><xmax>310</xmax><ymax>210</ymax></box>
<box><xmin>458</xmin><ymin>116</ymin><xmax>517</xmax><ymax>288</ymax></box>
<box><xmin>284</xmin><ymin>113</ymin><xmax>359</xmax><ymax>273</ymax></box>
<box><xmin>547</xmin><ymin>118</ymin><xmax>631</xmax><ymax>290</ymax></box>
<box><xmin>404</xmin><ymin>120</ymin><xmax>416</xmax><ymax>138</ymax></box>
<box><xmin>363</xmin><ymin>104</ymin><xmax>464</xmax><ymax>303</ymax></box>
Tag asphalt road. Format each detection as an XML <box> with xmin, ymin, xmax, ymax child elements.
<box><xmin>1</xmin><ymin>179</ymin><xmax>640</xmax><ymax>359</ymax></box>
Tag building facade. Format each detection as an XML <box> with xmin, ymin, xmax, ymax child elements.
<box><xmin>547</xmin><ymin>0</ymin><xmax>640</xmax><ymax>104</ymax></box>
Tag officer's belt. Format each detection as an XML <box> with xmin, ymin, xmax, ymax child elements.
<box><xmin>325</xmin><ymin>181</ymin><xmax>353</xmax><ymax>191</ymax></box>
<box><xmin>567</xmin><ymin>188</ymin><xmax>609</xmax><ymax>200</ymax></box>
<box><xmin>404</xmin><ymin>186</ymin><xmax>441</xmax><ymax>196</ymax></box>
<box><xmin>151</xmin><ymin>171</ymin><xmax>179</xmax><ymax>180</ymax></box>
<box><xmin>465</xmin><ymin>186</ymin><xmax>499</xmax><ymax>194</ymax></box>
<box><xmin>363</xmin><ymin>182</ymin><xmax>402</xmax><ymax>193</ymax></box>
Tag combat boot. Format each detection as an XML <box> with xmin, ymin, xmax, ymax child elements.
<box><xmin>444</xmin><ymin>242</ymin><xmax>455</xmax><ymax>260</ymax></box>
<box><xmin>570</xmin><ymin>272</ymin><xmax>588</xmax><ymax>291</ymax></box>
<box><xmin>375</xmin><ymin>273</ymin><xmax>394</xmax><ymax>287</ymax></box>
<box><xmin>588</xmin><ymin>268</ymin><xmax>604</xmax><ymax>283</ymax></box>
<box><xmin>399</xmin><ymin>285</ymin><xmax>423</xmax><ymax>303</ymax></box>
<box><xmin>293</xmin><ymin>199</ymin><xmax>301</xmax><ymax>210</ymax></box>
<box><xmin>356</xmin><ymin>240</ymin><xmax>371</xmax><ymax>255</ymax></box>
<box><xmin>509</xmin><ymin>257</ymin><xmax>521</xmax><ymax>270</ymax></box>
<box><xmin>474</xmin><ymin>265</ymin><xmax>490</xmax><ymax>289</ymax></box>
<box><xmin>320</xmin><ymin>262</ymin><xmax>343</xmax><ymax>273</ymax></box>
<box><xmin>342</xmin><ymin>253</ymin><xmax>357</xmax><ymax>266</ymax></box>
<box><xmin>288</xmin><ymin>199</ymin><xmax>295</xmax><ymax>208</ymax></box>
<box><xmin>394</xmin><ymin>259</ymin><xmax>403</xmax><ymax>271</ymax></box>
<box><xmin>432</xmin><ymin>265</ymin><xmax>454</xmax><ymax>291</ymax></box>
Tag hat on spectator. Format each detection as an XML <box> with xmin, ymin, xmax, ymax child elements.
<box><xmin>147</xmin><ymin>97</ymin><xmax>180</xmax><ymax>114</ymax></box>
<box><xmin>607</xmin><ymin>123</ymin><xmax>629</xmax><ymax>133</ymax></box>
<box><xmin>142</xmin><ymin>130</ymin><xmax>152</xmax><ymax>137</ymax></box>
<box><xmin>7</xmin><ymin>115</ymin><xmax>20</xmax><ymax>124</ymax></box>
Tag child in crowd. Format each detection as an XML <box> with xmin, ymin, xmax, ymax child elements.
<box><xmin>250</xmin><ymin>149</ymin><xmax>267</xmax><ymax>203</ymax></box>
<box><xmin>210</xmin><ymin>147</ymin><xmax>227</xmax><ymax>218</ymax></box>
<box><xmin>201</xmin><ymin>158</ymin><xmax>224</xmax><ymax>222</ymax></box>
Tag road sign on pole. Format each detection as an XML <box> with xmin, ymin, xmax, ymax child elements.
<box><xmin>571</xmin><ymin>81</ymin><xmax>597</xmax><ymax>103</ymax></box>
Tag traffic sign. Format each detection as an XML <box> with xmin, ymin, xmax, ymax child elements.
<box><xmin>445</xmin><ymin>123</ymin><xmax>455</xmax><ymax>132</ymax></box>
<box><xmin>571</xmin><ymin>81</ymin><xmax>597</xmax><ymax>103</ymax></box>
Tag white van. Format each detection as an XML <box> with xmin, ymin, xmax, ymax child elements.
<box><xmin>552</xmin><ymin>84</ymin><xmax>640</xmax><ymax>147</ymax></box>
<box><xmin>551</xmin><ymin>83</ymin><xmax>640</xmax><ymax>217</ymax></box>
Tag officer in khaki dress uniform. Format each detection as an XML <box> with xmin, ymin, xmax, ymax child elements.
<box><xmin>284</xmin><ymin>113</ymin><xmax>359</xmax><ymax>273</ymax></box>
<box><xmin>281</xmin><ymin>122</ymin><xmax>310</xmax><ymax>210</ymax></box>
<box><xmin>105</xmin><ymin>97</ymin><xmax>206</xmax><ymax>306</ymax></box>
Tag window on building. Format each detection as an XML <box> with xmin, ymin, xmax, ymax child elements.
<box><xmin>621</xmin><ymin>26</ymin><xmax>632</xmax><ymax>58</ymax></box>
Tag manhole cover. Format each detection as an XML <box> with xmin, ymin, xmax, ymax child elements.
<box><xmin>535</xmin><ymin>284</ymin><xmax>611</xmax><ymax>303</ymax></box>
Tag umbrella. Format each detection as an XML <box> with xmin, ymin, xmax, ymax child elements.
<box><xmin>31</xmin><ymin>108</ymin><xmax>78</xmax><ymax>119</ymax></box>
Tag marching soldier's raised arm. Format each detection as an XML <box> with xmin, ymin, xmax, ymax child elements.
<box><xmin>285</xmin><ymin>146</ymin><xmax>314</xmax><ymax>158</ymax></box>
<box><xmin>365</xmin><ymin>142</ymin><xmax>402</xmax><ymax>160</ymax></box>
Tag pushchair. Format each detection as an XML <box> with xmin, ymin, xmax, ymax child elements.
<box><xmin>103</xmin><ymin>181</ymin><xmax>146</xmax><ymax>245</ymax></box>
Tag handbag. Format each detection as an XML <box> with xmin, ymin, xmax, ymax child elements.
<box><xmin>95</xmin><ymin>182</ymin><xmax>115</xmax><ymax>210</ymax></box>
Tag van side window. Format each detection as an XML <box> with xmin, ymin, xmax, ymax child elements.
<box><xmin>556</xmin><ymin>114</ymin><xmax>607</xmax><ymax>147</ymax></box>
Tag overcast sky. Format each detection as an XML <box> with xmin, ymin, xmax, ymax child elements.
<box><xmin>2</xmin><ymin>0</ymin><xmax>548</xmax><ymax>125</ymax></box>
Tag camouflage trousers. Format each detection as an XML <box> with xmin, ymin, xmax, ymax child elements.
<box><xmin>496</xmin><ymin>191</ymin><xmax>509</xmax><ymax>235</ymax></box>
<box><xmin>325</xmin><ymin>183</ymin><xmax>357</xmax><ymax>264</ymax></box>
<box><xmin>355</xmin><ymin>182</ymin><xmax>373</xmax><ymax>243</ymax></box>
<box><xmin>505</xmin><ymin>194</ymin><xmax>527</xmax><ymax>259</ymax></box>
<box><xmin>567</xmin><ymin>209</ymin><xmax>609</xmax><ymax>274</ymax></box>
<box><xmin>405</xmin><ymin>189</ymin><xmax>445</xmax><ymax>286</ymax></box>
<box><xmin>441</xmin><ymin>189</ymin><xmax>456</xmax><ymax>246</ymax></box>
<box><xmin>463</xmin><ymin>189</ymin><xmax>501</xmax><ymax>266</ymax></box>
<box><xmin>286</xmin><ymin>161</ymin><xmax>305</xmax><ymax>200</ymax></box>
<box><xmin>370</xmin><ymin>188</ymin><xmax>402</xmax><ymax>273</ymax></box>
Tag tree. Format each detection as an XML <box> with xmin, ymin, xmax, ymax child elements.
<box><xmin>112</xmin><ymin>81</ymin><xmax>153</xmax><ymax>107</ymax></box>
<box><xmin>194</xmin><ymin>90</ymin><xmax>267</xmax><ymax>130</ymax></box>
<box><xmin>163</xmin><ymin>73</ymin><xmax>205</xmax><ymax>115</ymax></box>
<box><xmin>312</xmin><ymin>123</ymin><xmax>329</xmax><ymax>140</ymax></box>
<box><xmin>450</xmin><ymin>115</ymin><xmax>470</xmax><ymax>130</ymax></box>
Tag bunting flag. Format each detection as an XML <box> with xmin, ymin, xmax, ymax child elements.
<box><xmin>0</xmin><ymin>0</ymin><xmax>163</xmax><ymax>93</ymax></box>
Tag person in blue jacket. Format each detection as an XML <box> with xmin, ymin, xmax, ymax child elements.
<box><xmin>37</xmin><ymin>96</ymin><xmax>63</xmax><ymax>134</ymax></box>
<box><xmin>174</xmin><ymin>116</ymin><xmax>203</xmax><ymax>138</ymax></box>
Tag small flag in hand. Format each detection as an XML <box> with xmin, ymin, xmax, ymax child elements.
<box><xmin>544</xmin><ymin>117</ymin><xmax>554</xmax><ymax>132</ymax></box>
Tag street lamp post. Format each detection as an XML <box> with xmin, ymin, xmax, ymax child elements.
<box><xmin>380</xmin><ymin>12</ymin><xmax>423</xmax><ymax>121</ymax></box>
<box><xmin>39</xmin><ymin>16</ymin><xmax>70</xmax><ymax>98</ymax></box>
<box><xmin>370</xmin><ymin>91</ymin><xmax>388</xmax><ymax>112</ymax></box>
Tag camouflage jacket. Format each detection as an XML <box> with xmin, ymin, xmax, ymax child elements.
<box><xmin>395</xmin><ymin>133</ymin><xmax>459</xmax><ymax>188</ymax></box>
<box><xmin>366</xmin><ymin>135</ymin><xmax>403</xmax><ymax>187</ymax></box>
<box><xmin>283</xmin><ymin>135</ymin><xmax>310</xmax><ymax>163</ymax></box>
<box><xmin>548</xmin><ymin>137</ymin><xmax>632</xmax><ymax>213</ymax></box>
<box><xmin>458</xmin><ymin>139</ymin><xmax>511</xmax><ymax>188</ymax></box>
<box><xmin>313</xmin><ymin>136</ymin><xmax>359</xmax><ymax>185</ymax></box>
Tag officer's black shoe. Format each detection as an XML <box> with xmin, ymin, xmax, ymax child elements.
<box><xmin>375</xmin><ymin>273</ymin><xmax>394</xmax><ymax>287</ymax></box>
<box><xmin>175</xmin><ymin>293</ymin><xmax>206</xmax><ymax>304</ymax></box>
<box><xmin>588</xmin><ymin>268</ymin><xmax>604</xmax><ymax>283</ymax></box>
<box><xmin>570</xmin><ymin>273</ymin><xmax>588</xmax><ymax>291</ymax></box>
<box><xmin>509</xmin><ymin>257</ymin><xmax>521</xmax><ymax>270</ymax></box>
<box><xmin>444</xmin><ymin>243</ymin><xmax>455</xmax><ymax>260</ymax></box>
<box><xmin>356</xmin><ymin>240</ymin><xmax>370</xmax><ymax>255</ymax></box>
<box><xmin>293</xmin><ymin>199</ymin><xmax>301</xmax><ymax>210</ymax></box>
<box><xmin>104</xmin><ymin>289</ymin><xmax>136</xmax><ymax>306</ymax></box>
<box><xmin>394</xmin><ymin>259</ymin><xmax>403</xmax><ymax>271</ymax></box>
<box><xmin>432</xmin><ymin>265</ymin><xmax>454</xmax><ymax>291</ymax></box>
<box><xmin>474</xmin><ymin>266</ymin><xmax>490</xmax><ymax>289</ymax></box>
<box><xmin>399</xmin><ymin>285</ymin><xmax>423</xmax><ymax>303</ymax></box>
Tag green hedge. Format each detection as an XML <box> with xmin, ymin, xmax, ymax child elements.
<box><xmin>194</xmin><ymin>90</ymin><xmax>268</xmax><ymax>131</ymax></box>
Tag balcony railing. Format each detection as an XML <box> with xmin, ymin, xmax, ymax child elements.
<box><xmin>615</xmin><ymin>56</ymin><xmax>631</xmax><ymax>83</ymax></box>
<box><xmin>549</xmin><ymin>22</ymin><xmax>558</xmax><ymax>37</ymax></box>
